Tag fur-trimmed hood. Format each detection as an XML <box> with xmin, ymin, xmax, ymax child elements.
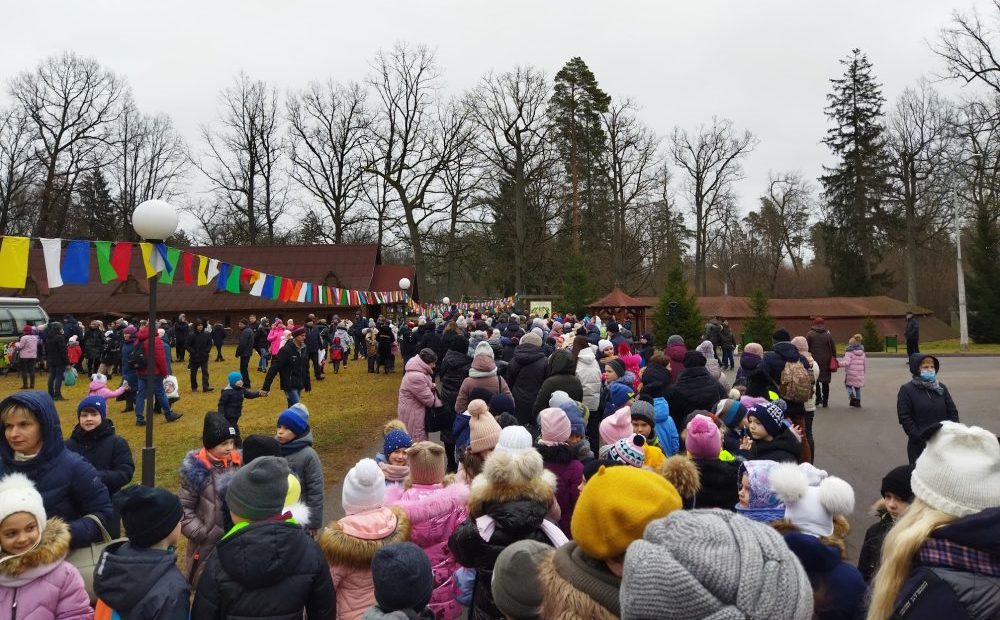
<box><xmin>319</xmin><ymin>506</ymin><xmax>411</xmax><ymax>569</ymax></box>
<box><xmin>655</xmin><ymin>455</ymin><xmax>701</xmax><ymax>500</ymax></box>
<box><xmin>468</xmin><ymin>450</ymin><xmax>556</xmax><ymax>518</ymax></box>
<box><xmin>179</xmin><ymin>448</ymin><xmax>240</xmax><ymax>492</ymax></box>
<box><xmin>0</xmin><ymin>517</ymin><xmax>69</xmax><ymax>583</ymax></box>
<box><xmin>537</xmin><ymin>542</ymin><xmax>618</xmax><ymax>620</ymax></box>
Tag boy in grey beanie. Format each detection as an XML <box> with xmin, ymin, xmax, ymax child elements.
<box><xmin>620</xmin><ymin>508</ymin><xmax>813</xmax><ymax>619</ymax></box>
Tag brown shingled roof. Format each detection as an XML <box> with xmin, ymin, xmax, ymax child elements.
<box><xmin>589</xmin><ymin>288</ymin><xmax>644</xmax><ymax>308</ymax></box>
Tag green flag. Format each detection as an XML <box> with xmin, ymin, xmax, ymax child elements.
<box><xmin>158</xmin><ymin>247</ymin><xmax>182</xmax><ymax>284</ymax></box>
<box><xmin>95</xmin><ymin>241</ymin><xmax>118</xmax><ymax>284</ymax></box>
<box><xmin>226</xmin><ymin>264</ymin><xmax>241</xmax><ymax>293</ymax></box>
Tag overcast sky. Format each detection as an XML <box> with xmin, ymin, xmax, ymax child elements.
<box><xmin>1</xmin><ymin>0</ymin><xmax>993</xmax><ymax>232</ymax></box>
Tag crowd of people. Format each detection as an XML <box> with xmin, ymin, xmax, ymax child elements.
<box><xmin>0</xmin><ymin>307</ymin><xmax>994</xmax><ymax>619</ymax></box>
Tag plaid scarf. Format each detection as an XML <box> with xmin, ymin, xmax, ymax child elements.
<box><xmin>919</xmin><ymin>537</ymin><xmax>1000</xmax><ymax>577</ymax></box>
<box><xmin>910</xmin><ymin>376</ymin><xmax>944</xmax><ymax>395</ymax></box>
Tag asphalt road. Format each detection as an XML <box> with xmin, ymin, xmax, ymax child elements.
<box><xmin>324</xmin><ymin>355</ymin><xmax>1000</xmax><ymax>560</ymax></box>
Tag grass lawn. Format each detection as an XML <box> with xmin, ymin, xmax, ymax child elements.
<box><xmin>0</xmin><ymin>345</ymin><xmax>401</xmax><ymax>493</ymax></box>
<box><xmin>858</xmin><ymin>339</ymin><xmax>1000</xmax><ymax>355</ymax></box>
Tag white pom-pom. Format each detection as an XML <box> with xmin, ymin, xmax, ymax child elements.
<box><xmin>352</xmin><ymin>458</ymin><xmax>383</xmax><ymax>488</ymax></box>
<box><xmin>769</xmin><ymin>462</ymin><xmax>808</xmax><ymax>503</ymax></box>
<box><xmin>819</xmin><ymin>476</ymin><xmax>855</xmax><ymax>516</ymax></box>
<box><xmin>0</xmin><ymin>472</ymin><xmax>34</xmax><ymax>494</ymax></box>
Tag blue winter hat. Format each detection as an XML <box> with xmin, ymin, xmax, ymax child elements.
<box><xmin>277</xmin><ymin>407</ymin><xmax>309</xmax><ymax>436</ymax></box>
<box><xmin>559</xmin><ymin>401</ymin><xmax>586</xmax><ymax>437</ymax></box>
<box><xmin>77</xmin><ymin>395</ymin><xmax>107</xmax><ymax>421</ymax></box>
<box><xmin>227</xmin><ymin>372</ymin><xmax>243</xmax><ymax>388</ymax></box>
<box><xmin>609</xmin><ymin>382</ymin><xmax>635</xmax><ymax>410</ymax></box>
<box><xmin>383</xmin><ymin>429</ymin><xmax>412</xmax><ymax>457</ymax></box>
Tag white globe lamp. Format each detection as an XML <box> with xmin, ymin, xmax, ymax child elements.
<box><xmin>132</xmin><ymin>199</ymin><xmax>179</xmax><ymax>241</ymax></box>
<box><xmin>442</xmin><ymin>296</ymin><xmax>450</xmax><ymax>305</ymax></box>
<box><xmin>398</xmin><ymin>278</ymin><xmax>411</xmax><ymax>291</ymax></box>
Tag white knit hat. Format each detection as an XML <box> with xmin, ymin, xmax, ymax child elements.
<box><xmin>494</xmin><ymin>425</ymin><xmax>533</xmax><ymax>454</ymax></box>
<box><xmin>911</xmin><ymin>421</ymin><xmax>1000</xmax><ymax>518</ymax></box>
<box><xmin>341</xmin><ymin>458</ymin><xmax>386</xmax><ymax>515</ymax></box>
<box><xmin>0</xmin><ymin>473</ymin><xmax>47</xmax><ymax>535</ymax></box>
<box><xmin>474</xmin><ymin>340</ymin><xmax>495</xmax><ymax>360</ymax></box>
<box><xmin>769</xmin><ymin>463</ymin><xmax>855</xmax><ymax>538</ymax></box>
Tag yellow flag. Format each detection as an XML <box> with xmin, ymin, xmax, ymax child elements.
<box><xmin>0</xmin><ymin>236</ymin><xmax>30</xmax><ymax>288</ymax></box>
<box><xmin>138</xmin><ymin>243</ymin><xmax>154</xmax><ymax>278</ymax></box>
<box><xmin>197</xmin><ymin>255</ymin><xmax>208</xmax><ymax>286</ymax></box>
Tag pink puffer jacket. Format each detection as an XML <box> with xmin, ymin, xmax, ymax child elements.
<box><xmin>386</xmin><ymin>482</ymin><xmax>470</xmax><ymax>620</ymax></box>
<box><xmin>89</xmin><ymin>380</ymin><xmax>127</xmax><ymax>400</ymax></box>
<box><xmin>397</xmin><ymin>356</ymin><xmax>441</xmax><ymax>442</ymax></box>
<box><xmin>841</xmin><ymin>345</ymin><xmax>866</xmax><ymax>388</ymax></box>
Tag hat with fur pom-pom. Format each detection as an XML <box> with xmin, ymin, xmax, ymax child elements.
<box><xmin>342</xmin><ymin>458</ymin><xmax>386</xmax><ymax>515</ymax></box>
<box><xmin>0</xmin><ymin>473</ymin><xmax>46</xmax><ymax>537</ymax></box>
<box><xmin>769</xmin><ymin>463</ymin><xmax>855</xmax><ymax>538</ymax></box>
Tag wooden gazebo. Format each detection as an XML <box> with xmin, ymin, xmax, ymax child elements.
<box><xmin>587</xmin><ymin>288</ymin><xmax>649</xmax><ymax>335</ymax></box>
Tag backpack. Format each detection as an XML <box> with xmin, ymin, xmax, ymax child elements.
<box><xmin>127</xmin><ymin>343</ymin><xmax>146</xmax><ymax>370</ymax></box>
<box><xmin>779</xmin><ymin>359</ymin><xmax>814</xmax><ymax>403</ymax></box>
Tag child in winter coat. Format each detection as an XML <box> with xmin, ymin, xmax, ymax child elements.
<box><xmin>275</xmin><ymin>404</ymin><xmax>325</xmax><ymax>531</ymax></box>
<box><xmin>87</xmin><ymin>372</ymin><xmax>127</xmax><ymax>404</ymax></box>
<box><xmin>65</xmin><ymin>396</ymin><xmax>135</xmax><ymax>537</ymax></box>
<box><xmin>455</xmin><ymin>399</ymin><xmax>502</xmax><ymax>484</ymax></box>
<box><xmin>330</xmin><ymin>336</ymin><xmax>345</xmax><ymax>374</ymax></box>
<box><xmin>841</xmin><ymin>333</ymin><xmax>866</xmax><ymax>408</ymax></box>
<box><xmin>94</xmin><ymin>485</ymin><xmax>190</xmax><ymax>619</ymax></box>
<box><xmin>67</xmin><ymin>335</ymin><xmax>82</xmax><ymax>367</ymax></box>
<box><xmin>857</xmin><ymin>464</ymin><xmax>914</xmax><ymax>583</ymax></box>
<box><xmin>714</xmin><ymin>397</ymin><xmax>749</xmax><ymax>454</ymax></box>
<box><xmin>0</xmin><ymin>474</ymin><xmax>92</xmax><ymax>619</ymax></box>
<box><xmin>379</xmin><ymin>429</ymin><xmax>412</xmax><ymax>486</ymax></box>
<box><xmin>385</xmin><ymin>442</ymin><xmax>470</xmax><ymax>620</ymax></box>
<box><xmin>179</xmin><ymin>412</ymin><xmax>241</xmax><ymax>586</ymax></box>
<box><xmin>365</xmin><ymin>542</ymin><xmax>436</xmax><ymax>619</ymax></box>
<box><xmin>374</xmin><ymin>420</ymin><xmax>408</xmax><ymax>461</ymax></box>
<box><xmin>740</xmin><ymin>400</ymin><xmax>802</xmax><ymax>463</ymax></box>
<box><xmin>736</xmin><ymin>459</ymin><xmax>786</xmax><ymax>522</ymax></box>
<box><xmin>536</xmin><ymin>408</ymin><xmax>583</xmax><ymax>535</ymax></box>
<box><xmin>318</xmin><ymin>459</ymin><xmax>411</xmax><ymax>620</ymax></box>
<box><xmin>218</xmin><ymin>371</ymin><xmax>266</xmax><ymax>445</ymax></box>
<box><xmin>683</xmin><ymin>414</ymin><xmax>739</xmax><ymax>510</ymax></box>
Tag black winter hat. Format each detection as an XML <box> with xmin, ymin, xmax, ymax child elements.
<box><xmin>772</xmin><ymin>328</ymin><xmax>791</xmax><ymax>343</ymax></box>
<box><xmin>115</xmin><ymin>485</ymin><xmax>183</xmax><ymax>548</ymax></box>
<box><xmin>202</xmin><ymin>412</ymin><xmax>237</xmax><ymax>449</ymax></box>
<box><xmin>241</xmin><ymin>434</ymin><xmax>282</xmax><ymax>464</ymax></box>
<box><xmin>372</xmin><ymin>542</ymin><xmax>434</xmax><ymax>612</ymax></box>
<box><xmin>606</xmin><ymin>358</ymin><xmax>626</xmax><ymax>379</ymax></box>
<box><xmin>418</xmin><ymin>348</ymin><xmax>437</xmax><ymax>364</ymax></box>
<box><xmin>683</xmin><ymin>351</ymin><xmax>707</xmax><ymax>368</ymax></box>
<box><xmin>881</xmin><ymin>464</ymin><xmax>915</xmax><ymax>503</ymax></box>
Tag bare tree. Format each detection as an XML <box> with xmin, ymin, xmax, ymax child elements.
<box><xmin>194</xmin><ymin>72</ymin><xmax>287</xmax><ymax>245</ymax></box>
<box><xmin>9</xmin><ymin>52</ymin><xmax>125</xmax><ymax>237</ymax></box>
<box><xmin>955</xmin><ymin>97</ymin><xmax>1000</xmax><ymax>224</ymax></box>
<box><xmin>467</xmin><ymin>66</ymin><xmax>557</xmax><ymax>293</ymax></box>
<box><xmin>0</xmin><ymin>108</ymin><xmax>38</xmax><ymax>235</ymax></box>
<box><xmin>287</xmin><ymin>80</ymin><xmax>371</xmax><ymax>243</ymax></box>
<box><xmin>643</xmin><ymin>164</ymin><xmax>691</xmax><ymax>288</ymax></box>
<box><xmin>886</xmin><ymin>80</ymin><xmax>958</xmax><ymax>306</ymax></box>
<box><xmin>670</xmin><ymin>117</ymin><xmax>757</xmax><ymax>294</ymax></box>
<box><xmin>757</xmin><ymin>171</ymin><xmax>814</xmax><ymax>276</ymax></box>
<box><xmin>934</xmin><ymin>2</ymin><xmax>1000</xmax><ymax>96</ymax></box>
<box><xmin>106</xmin><ymin>97</ymin><xmax>188</xmax><ymax>240</ymax></box>
<box><xmin>366</xmin><ymin>43</ymin><xmax>474</xmax><ymax>293</ymax></box>
<box><xmin>600</xmin><ymin>99</ymin><xmax>661</xmax><ymax>289</ymax></box>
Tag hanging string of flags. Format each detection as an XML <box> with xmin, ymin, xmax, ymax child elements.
<box><xmin>0</xmin><ymin>236</ymin><xmax>416</xmax><ymax>307</ymax></box>
<box><xmin>418</xmin><ymin>297</ymin><xmax>518</xmax><ymax>315</ymax></box>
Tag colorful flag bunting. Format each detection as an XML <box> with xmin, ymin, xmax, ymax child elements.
<box><xmin>225</xmin><ymin>265</ymin><xmax>241</xmax><ymax>294</ymax></box>
<box><xmin>110</xmin><ymin>242</ymin><xmax>133</xmax><ymax>281</ymax></box>
<box><xmin>159</xmin><ymin>247</ymin><xmax>182</xmax><ymax>284</ymax></box>
<box><xmin>197</xmin><ymin>255</ymin><xmax>209</xmax><ymax>286</ymax></box>
<box><xmin>249</xmin><ymin>271</ymin><xmax>266</xmax><ymax>297</ymax></box>
<box><xmin>206</xmin><ymin>259</ymin><xmax>220</xmax><ymax>285</ymax></box>
<box><xmin>216</xmin><ymin>263</ymin><xmax>230</xmax><ymax>291</ymax></box>
<box><xmin>181</xmin><ymin>252</ymin><xmax>195</xmax><ymax>285</ymax></box>
<box><xmin>40</xmin><ymin>238</ymin><xmax>63</xmax><ymax>288</ymax></box>
<box><xmin>94</xmin><ymin>241</ymin><xmax>117</xmax><ymax>284</ymax></box>
<box><xmin>0</xmin><ymin>236</ymin><xmax>29</xmax><ymax>289</ymax></box>
<box><xmin>60</xmin><ymin>240</ymin><xmax>91</xmax><ymax>285</ymax></box>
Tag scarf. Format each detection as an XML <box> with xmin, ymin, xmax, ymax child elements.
<box><xmin>379</xmin><ymin>462</ymin><xmax>409</xmax><ymax>484</ymax></box>
<box><xmin>911</xmin><ymin>376</ymin><xmax>944</xmax><ymax>395</ymax></box>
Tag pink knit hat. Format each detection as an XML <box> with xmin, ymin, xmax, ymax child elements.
<box><xmin>538</xmin><ymin>408</ymin><xmax>570</xmax><ymax>445</ymax></box>
<box><xmin>743</xmin><ymin>342</ymin><xmax>764</xmax><ymax>357</ymax></box>
<box><xmin>685</xmin><ymin>414</ymin><xmax>722</xmax><ymax>459</ymax></box>
<box><xmin>469</xmin><ymin>399</ymin><xmax>501</xmax><ymax>454</ymax></box>
<box><xmin>600</xmin><ymin>406</ymin><xmax>634</xmax><ymax>446</ymax></box>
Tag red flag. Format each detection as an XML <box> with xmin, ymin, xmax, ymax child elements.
<box><xmin>110</xmin><ymin>242</ymin><xmax>133</xmax><ymax>281</ymax></box>
<box><xmin>181</xmin><ymin>252</ymin><xmax>195</xmax><ymax>285</ymax></box>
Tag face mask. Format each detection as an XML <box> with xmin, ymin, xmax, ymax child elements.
<box><xmin>919</xmin><ymin>370</ymin><xmax>936</xmax><ymax>381</ymax></box>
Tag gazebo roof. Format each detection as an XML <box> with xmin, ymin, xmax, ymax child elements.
<box><xmin>588</xmin><ymin>287</ymin><xmax>644</xmax><ymax>308</ymax></box>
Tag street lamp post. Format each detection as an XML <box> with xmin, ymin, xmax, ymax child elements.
<box><xmin>399</xmin><ymin>277</ymin><xmax>411</xmax><ymax>319</ymax></box>
<box><xmin>711</xmin><ymin>263</ymin><xmax>740</xmax><ymax>296</ymax></box>
<box><xmin>954</xmin><ymin>203</ymin><xmax>970</xmax><ymax>352</ymax></box>
<box><xmin>132</xmin><ymin>199</ymin><xmax>178</xmax><ymax>487</ymax></box>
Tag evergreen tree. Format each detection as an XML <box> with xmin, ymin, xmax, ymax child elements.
<box><xmin>558</xmin><ymin>248</ymin><xmax>595</xmax><ymax>316</ymax></box>
<box><xmin>862</xmin><ymin>315</ymin><xmax>883</xmax><ymax>351</ymax></box>
<box><xmin>652</xmin><ymin>266</ymin><xmax>704</xmax><ymax>348</ymax></box>
<box><xmin>77</xmin><ymin>169</ymin><xmax>117</xmax><ymax>240</ymax></box>
<box><xmin>549</xmin><ymin>57</ymin><xmax>611</xmax><ymax>249</ymax></box>
<box><xmin>819</xmin><ymin>49</ymin><xmax>893</xmax><ymax>295</ymax></box>
<box><xmin>742</xmin><ymin>288</ymin><xmax>776</xmax><ymax>348</ymax></box>
<box><xmin>966</xmin><ymin>206</ymin><xmax>1000</xmax><ymax>343</ymax></box>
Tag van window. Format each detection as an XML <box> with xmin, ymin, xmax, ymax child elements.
<box><xmin>9</xmin><ymin>307</ymin><xmax>46</xmax><ymax>326</ymax></box>
<box><xmin>0</xmin><ymin>319</ymin><xmax>15</xmax><ymax>337</ymax></box>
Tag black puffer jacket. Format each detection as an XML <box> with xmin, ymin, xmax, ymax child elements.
<box><xmin>505</xmin><ymin>344</ymin><xmax>548</xmax><ymax>426</ymax></box>
<box><xmin>744</xmin><ymin>429</ymin><xmax>801</xmax><ymax>463</ymax></box>
<box><xmin>687</xmin><ymin>458</ymin><xmax>739</xmax><ymax>510</ymax></box>
<box><xmin>65</xmin><ymin>419</ymin><xmax>134</xmax><ymax>496</ymax></box>
<box><xmin>664</xmin><ymin>367</ymin><xmax>727</xmax><ymax>430</ymax></box>
<box><xmin>187</xmin><ymin>329</ymin><xmax>213</xmax><ymax>364</ymax></box>
<box><xmin>896</xmin><ymin>354</ymin><xmax>959</xmax><ymax>440</ymax></box>
<box><xmin>262</xmin><ymin>340</ymin><xmax>311</xmax><ymax>392</ymax></box>
<box><xmin>217</xmin><ymin>385</ymin><xmax>262</xmax><ymax>422</ymax></box>
<box><xmin>211</xmin><ymin>324</ymin><xmax>226</xmax><ymax>346</ymax></box>
<box><xmin>438</xmin><ymin>348</ymin><xmax>472</xmax><ymax>415</ymax></box>
<box><xmin>93</xmin><ymin>541</ymin><xmax>190</xmax><ymax>619</ymax></box>
<box><xmin>45</xmin><ymin>330</ymin><xmax>70</xmax><ymax>368</ymax></box>
<box><xmin>532</xmin><ymin>350</ymin><xmax>583</xmax><ymax>419</ymax></box>
<box><xmin>191</xmin><ymin>519</ymin><xmax>335</xmax><ymax>619</ymax></box>
<box><xmin>639</xmin><ymin>362</ymin><xmax>672</xmax><ymax>399</ymax></box>
<box><xmin>236</xmin><ymin>326</ymin><xmax>255</xmax><ymax>358</ymax></box>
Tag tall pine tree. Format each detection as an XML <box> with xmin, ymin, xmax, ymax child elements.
<box><xmin>966</xmin><ymin>205</ymin><xmax>1000</xmax><ymax>343</ymax></box>
<box><xmin>742</xmin><ymin>288</ymin><xmax>776</xmax><ymax>347</ymax></box>
<box><xmin>820</xmin><ymin>49</ymin><xmax>893</xmax><ymax>295</ymax></box>
<box><xmin>77</xmin><ymin>169</ymin><xmax>117</xmax><ymax>240</ymax></box>
<box><xmin>549</xmin><ymin>57</ymin><xmax>610</xmax><ymax>249</ymax></box>
<box><xmin>558</xmin><ymin>248</ymin><xmax>595</xmax><ymax>316</ymax></box>
<box><xmin>652</xmin><ymin>266</ymin><xmax>704</xmax><ymax>348</ymax></box>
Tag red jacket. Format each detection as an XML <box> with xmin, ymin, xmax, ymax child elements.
<box><xmin>136</xmin><ymin>326</ymin><xmax>168</xmax><ymax>377</ymax></box>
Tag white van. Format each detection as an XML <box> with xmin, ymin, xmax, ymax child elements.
<box><xmin>0</xmin><ymin>297</ymin><xmax>50</xmax><ymax>344</ymax></box>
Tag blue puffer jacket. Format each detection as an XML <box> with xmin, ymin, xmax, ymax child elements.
<box><xmin>0</xmin><ymin>391</ymin><xmax>113</xmax><ymax>548</ymax></box>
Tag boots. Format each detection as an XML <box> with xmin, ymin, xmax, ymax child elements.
<box><xmin>849</xmin><ymin>397</ymin><xmax>860</xmax><ymax>408</ymax></box>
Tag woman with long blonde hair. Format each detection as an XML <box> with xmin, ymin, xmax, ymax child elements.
<box><xmin>866</xmin><ymin>421</ymin><xmax>1000</xmax><ymax>620</ymax></box>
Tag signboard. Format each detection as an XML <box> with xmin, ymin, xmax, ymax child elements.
<box><xmin>529</xmin><ymin>301</ymin><xmax>552</xmax><ymax>318</ymax></box>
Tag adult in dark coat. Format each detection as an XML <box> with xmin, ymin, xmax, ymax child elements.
<box><xmin>304</xmin><ymin>316</ymin><xmax>325</xmax><ymax>380</ymax></box>
<box><xmin>211</xmin><ymin>322</ymin><xmax>226</xmax><ymax>361</ymax></box>
<box><xmin>253</xmin><ymin>317</ymin><xmax>270</xmax><ymax>371</ymax></box>
<box><xmin>686</xmin><ymin>458</ymin><xmax>740</xmax><ymax>510</ymax></box>
<box><xmin>438</xmin><ymin>337</ymin><xmax>472</xmax><ymax>417</ymax></box>
<box><xmin>136</xmin><ymin>325</ymin><xmax>183</xmax><ymax>424</ymax></box>
<box><xmin>120</xmin><ymin>326</ymin><xmax>139</xmax><ymax>413</ymax></box>
<box><xmin>376</xmin><ymin>322</ymin><xmax>396</xmax><ymax>373</ymax></box>
<box><xmin>186</xmin><ymin>321</ymin><xmax>214</xmax><ymax>391</ymax></box>
<box><xmin>896</xmin><ymin>353</ymin><xmax>959</xmax><ymax>463</ymax></box>
<box><xmin>805</xmin><ymin>318</ymin><xmax>837</xmax><ymax>407</ymax></box>
<box><xmin>262</xmin><ymin>329</ymin><xmax>312</xmax><ymax>407</ymax></box>
<box><xmin>83</xmin><ymin>321</ymin><xmax>105</xmax><ymax>376</ymax></box>
<box><xmin>352</xmin><ymin>313</ymin><xmax>367</xmax><ymax>360</ymax></box>
<box><xmin>638</xmin><ymin>356</ymin><xmax>672</xmax><ymax>400</ymax></box>
<box><xmin>904</xmin><ymin>311</ymin><xmax>920</xmax><ymax>357</ymax></box>
<box><xmin>664</xmin><ymin>352</ymin><xmax>727</xmax><ymax>431</ymax></box>
<box><xmin>531</xmin><ymin>349</ymin><xmax>583</xmax><ymax>420</ymax></box>
<box><xmin>764</xmin><ymin>336</ymin><xmax>815</xmax><ymax>462</ymax></box>
<box><xmin>44</xmin><ymin>321</ymin><xmax>69</xmax><ymax>400</ymax></box>
<box><xmin>235</xmin><ymin>318</ymin><xmax>256</xmax><ymax>388</ymax></box>
<box><xmin>173</xmin><ymin>314</ymin><xmax>190</xmax><ymax>362</ymax></box>
<box><xmin>0</xmin><ymin>390</ymin><xmax>114</xmax><ymax>548</ymax></box>
<box><xmin>505</xmin><ymin>332</ymin><xmax>549</xmax><ymax>427</ymax></box>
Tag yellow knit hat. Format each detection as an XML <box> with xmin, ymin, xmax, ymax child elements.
<box><xmin>571</xmin><ymin>465</ymin><xmax>681</xmax><ymax>560</ymax></box>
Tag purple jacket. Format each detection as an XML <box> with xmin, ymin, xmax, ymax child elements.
<box><xmin>397</xmin><ymin>356</ymin><xmax>441</xmax><ymax>442</ymax></box>
<box><xmin>536</xmin><ymin>444</ymin><xmax>583</xmax><ymax>535</ymax></box>
<box><xmin>385</xmin><ymin>482</ymin><xmax>470</xmax><ymax>620</ymax></box>
<box><xmin>841</xmin><ymin>344</ymin><xmax>866</xmax><ymax>388</ymax></box>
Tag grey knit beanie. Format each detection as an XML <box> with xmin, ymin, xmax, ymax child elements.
<box><xmin>620</xmin><ymin>509</ymin><xmax>813</xmax><ymax>620</ymax></box>
<box><xmin>667</xmin><ymin>334</ymin><xmax>685</xmax><ymax>346</ymax></box>
<box><xmin>227</xmin><ymin>456</ymin><xmax>290</xmax><ymax>521</ymax></box>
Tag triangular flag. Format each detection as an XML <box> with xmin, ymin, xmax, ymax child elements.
<box><xmin>159</xmin><ymin>247</ymin><xmax>182</xmax><ymax>284</ymax></box>
<box><xmin>181</xmin><ymin>252</ymin><xmax>195</xmax><ymax>285</ymax></box>
<box><xmin>60</xmin><ymin>240</ymin><xmax>91</xmax><ymax>285</ymax></box>
<box><xmin>250</xmin><ymin>272</ymin><xmax>267</xmax><ymax>297</ymax></box>
<box><xmin>40</xmin><ymin>238</ymin><xmax>63</xmax><ymax>288</ymax></box>
<box><xmin>94</xmin><ymin>241</ymin><xmax>117</xmax><ymax>284</ymax></box>
<box><xmin>0</xmin><ymin>236</ymin><xmax>30</xmax><ymax>289</ymax></box>
<box><xmin>206</xmin><ymin>259</ymin><xmax>220</xmax><ymax>285</ymax></box>
<box><xmin>226</xmin><ymin>265</ymin><xmax>241</xmax><ymax>294</ymax></box>
<box><xmin>110</xmin><ymin>242</ymin><xmax>133</xmax><ymax>281</ymax></box>
<box><xmin>216</xmin><ymin>263</ymin><xmax>230</xmax><ymax>291</ymax></box>
<box><xmin>197</xmin><ymin>255</ymin><xmax>209</xmax><ymax>286</ymax></box>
